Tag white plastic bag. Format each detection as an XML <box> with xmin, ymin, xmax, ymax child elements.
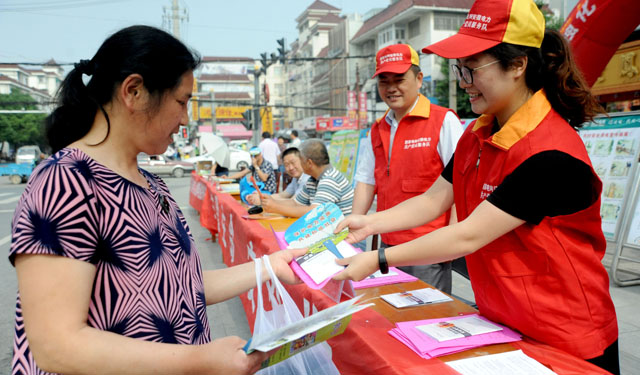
<box><xmin>253</xmin><ymin>255</ymin><xmax>340</xmax><ymax>375</ymax></box>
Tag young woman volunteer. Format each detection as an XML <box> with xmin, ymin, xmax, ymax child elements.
<box><xmin>9</xmin><ymin>25</ymin><xmax>304</xmax><ymax>375</ymax></box>
<box><xmin>334</xmin><ymin>0</ymin><xmax>619</xmax><ymax>373</ymax></box>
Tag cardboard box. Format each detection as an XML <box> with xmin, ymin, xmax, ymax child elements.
<box><xmin>196</xmin><ymin>160</ymin><xmax>213</xmax><ymax>175</ymax></box>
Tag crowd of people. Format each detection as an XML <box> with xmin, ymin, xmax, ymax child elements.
<box><xmin>8</xmin><ymin>0</ymin><xmax>621</xmax><ymax>374</ymax></box>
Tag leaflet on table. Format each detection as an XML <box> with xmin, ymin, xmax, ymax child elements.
<box><xmin>245</xmin><ymin>295</ymin><xmax>373</xmax><ymax>368</ymax></box>
<box><xmin>388</xmin><ymin>314</ymin><xmax>522</xmax><ymax>359</ymax></box>
<box><xmin>417</xmin><ymin>315</ymin><xmax>503</xmax><ymax>342</ymax></box>
<box><xmin>445</xmin><ymin>350</ymin><xmax>557</xmax><ymax>375</ymax></box>
<box><xmin>381</xmin><ymin>287</ymin><xmax>452</xmax><ymax>308</ymax></box>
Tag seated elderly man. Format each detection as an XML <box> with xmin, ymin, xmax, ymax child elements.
<box><xmin>260</xmin><ymin>139</ymin><xmax>354</xmax><ymax>217</ymax></box>
<box><xmin>247</xmin><ymin>147</ymin><xmax>309</xmax><ymax>205</ymax></box>
<box><xmin>229</xmin><ymin>146</ymin><xmax>277</xmax><ymax>194</ymax></box>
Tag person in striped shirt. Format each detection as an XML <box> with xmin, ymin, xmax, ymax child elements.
<box><xmin>260</xmin><ymin>139</ymin><xmax>354</xmax><ymax>217</ymax></box>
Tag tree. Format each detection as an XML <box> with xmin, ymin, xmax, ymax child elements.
<box><xmin>0</xmin><ymin>88</ymin><xmax>47</xmax><ymax>150</ymax></box>
<box><xmin>434</xmin><ymin>58</ymin><xmax>474</xmax><ymax>119</ymax></box>
<box><xmin>535</xmin><ymin>0</ymin><xmax>564</xmax><ymax>31</ymax></box>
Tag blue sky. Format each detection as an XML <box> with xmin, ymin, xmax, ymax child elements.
<box><xmin>0</xmin><ymin>0</ymin><xmax>391</xmax><ymax>66</ymax></box>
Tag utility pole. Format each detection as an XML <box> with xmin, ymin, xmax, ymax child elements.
<box><xmin>163</xmin><ymin>0</ymin><xmax>188</xmax><ymax>39</ymax></box>
<box><xmin>448</xmin><ymin>58</ymin><xmax>457</xmax><ymax>112</ymax></box>
<box><xmin>253</xmin><ymin>66</ymin><xmax>261</xmax><ymax>147</ymax></box>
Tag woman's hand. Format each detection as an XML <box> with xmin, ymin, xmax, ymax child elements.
<box><xmin>334</xmin><ymin>214</ymin><xmax>375</xmax><ymax>243</ymax></box>
<box><xmin>268</xmin><ymin>248</ymin><xmax>308</xmax><ymax>284</ymax></box>
<box><xmin>201</xmin><ymin>336</ymin><xmax>268</xmax><ymax>375</ymax></box>
<box><xmin>332</xmin><ymin>251</ymin><xmax>379</xmax><ymax>281</ymax></box>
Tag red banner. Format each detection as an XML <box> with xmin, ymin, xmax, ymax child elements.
<box><xmin>358</xmin><ymin>91</ymin><xmax>368</xmax><ymax>127</ymax></box>
<box><xmin>561</xmin><ymin>0</ymin><xmax>640</xmax><ymax>86</ymax></box>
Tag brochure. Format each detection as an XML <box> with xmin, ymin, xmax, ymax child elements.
<box><xmin>283</xmin><ymin>203</ymin><xmax>359</xmax><ymax>287</ymax></box>
<box><xmin>417</xmin><ymin>315</ymin><xmax>503</xmax><ymax>342</ymax></box>
<box><xmin>245</xmin><ymin>295</ymin><xmax>373</xmax><ymax>368</ymax></box>
<box><xmin>389</xmin><ymin>314</ymin><xmax>522</xmax><ymax>359</ymax></box>
<box><xmin>381</xmin><ymin>287</ymin><xmax>452</xmax><ymax>308</ymax></box>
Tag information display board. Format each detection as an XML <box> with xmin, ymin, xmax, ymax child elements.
<box><xmin>327</xmin><ymin>130</ymin><xmax>365</xmax><ymax>185</ymax></box>
<box><xmin>579</xmin><ymin>113</ymin><xmax>640</xmax><ymax>241</ymax></box>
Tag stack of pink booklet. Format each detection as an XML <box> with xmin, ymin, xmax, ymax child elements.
<box><xmin>389</xmin><ymin>314</ymin><xmax>522</xmax><ymax>359</ymax></box>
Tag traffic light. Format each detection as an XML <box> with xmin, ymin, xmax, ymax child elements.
<box><xmin>241</xmin><ymin>109</ymin><xmax>252</xmax><ymax>130</ymax></box>
<box><xmin>181</xmin><ymin>126</ymin><xmax>189</xmax><ymax>139</ymax></box>
<box><xmin>277</xmin><ymin>38</ymin><xmax>286</xmax><ymax>63</ymax></box>
<box><xmin>260</xmin><ymin>52</ymin><xmax>269</xmax><ymax>75</ymax></box>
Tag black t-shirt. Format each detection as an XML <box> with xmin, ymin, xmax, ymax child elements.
<box><xmin>441</xmin><ymin>150</ymin><xmax>598</xmax><ymax>224</ymax></box>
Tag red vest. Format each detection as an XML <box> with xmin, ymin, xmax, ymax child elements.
<box><xmin>452</xmin><ymin>91</ymin><xmax>617</xmax><ymax>359</ymax></box>
<box><xmin>371</xmin><ymin>95</ymin><xmax>452</xmax><ymax>245</ymax></box>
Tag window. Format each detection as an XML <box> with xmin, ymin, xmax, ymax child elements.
<box><xmin>395</xmin><ymin>28</ymin><xmax>405</xmax><ymax>40</ymax></box>
<box><xmin>378</xmin><ymin>27</ymin><xmax>393</xmax><ymax>45</ymax></box>
<box><xmin>434</xmin><ymin>12</ymin><xmax>466</xmax><ymax>31</ymax></box>
<box><xmin>274</xmin><ymin>83</ymin><xmax>283</xmax><ymax>96</ymax></box>
<box><xmin>408</xmin><ymin>19</ymin><xmax>420</xmax><ymax>38</ymax></box>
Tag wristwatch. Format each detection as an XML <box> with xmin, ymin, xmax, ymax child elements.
<box><xmin>378</xmin><ymin>248</ymin><xmax>389</xmax><ymax>274</ymax></box>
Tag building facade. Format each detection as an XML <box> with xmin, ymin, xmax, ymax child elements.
<box><xmin>349</xmin><ymin>0</ymin><xmax>473</xmax><ymax>124</ymax></box>
<box><xmin>0</xmin><ymin>59</ymin><xmax>64</xmax><ymax>109</ymax></box>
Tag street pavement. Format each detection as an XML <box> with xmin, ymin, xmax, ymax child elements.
<box><xmin>0</xmin><ymin>175</ymin><xmax>639</xmax><ymax>374</ymax></box>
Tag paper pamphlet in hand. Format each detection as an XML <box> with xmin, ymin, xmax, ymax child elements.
<box><xmin>381</xmin><ymin>287</ymin><xmax>453</xmax><ymax>308</ymax></box>
<box><xmin>245</xmin><ymin>295</ymin><xmax>373</xmax><ymax>368</ymax></box>
<box><xmin>282</xmin><ymin>203</ymin><xmax>359</xmax><ymax>288</ymax></box>
<box><xmin>417</xmin><ymin>315</ymin><xmax>503</xmax><ymax>342</ymax></box>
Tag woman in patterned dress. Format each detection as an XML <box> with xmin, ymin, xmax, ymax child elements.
<box><xmin>10</xmin><ymin>25</ymin><xmax>305</xmax><ymax>375</ymax></box>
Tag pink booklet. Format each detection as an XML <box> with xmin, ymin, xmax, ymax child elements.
<box><xmin>272</xmin><ymin>228</ymin><xmax>419</xmax><ymax>290</ymax></box>
<box><xmin>389</xmin><ymin>314</ymin><xmax>522</xmax><ymax>359</ymax></box>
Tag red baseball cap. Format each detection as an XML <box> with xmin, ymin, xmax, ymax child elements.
<box><xmin>372</xmin><ymin>44</ymin><xmax>420</xmax><ymax>78</ymax></box>
<box><xmin>422</xmin><ymin>0</ymin><xmax>545</xmax><ymax>58</ymax></box>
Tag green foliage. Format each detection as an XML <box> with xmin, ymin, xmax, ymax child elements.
<box><xmin>0</xmin><ymin>88</ymin><xmax>47</xmax><ymax>149</ymax></box>
<box><xmin>434</xmin><ymin>58</ymin><xmax>474</xmax><ymax>118</ymax></box>
<box><xmin>535</xmin><ymin>0</ymin><xmax>564</xmax><ymax>31</ymax></box>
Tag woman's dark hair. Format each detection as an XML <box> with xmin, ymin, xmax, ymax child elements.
<box><xmin>46</xmin><ymin>25</ymin><xmax>200</xmax><ymax>152</ymax></box>
<box><xmin>485</xmin><ymin>29</ymin><xmax>604</xmax><ymax>128</ymax></box>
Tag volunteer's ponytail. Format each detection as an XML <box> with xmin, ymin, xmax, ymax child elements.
<box><xmin>538</xmin><ymin>29</ymin><xmax>604</xmax><ymax>127</ymax></box>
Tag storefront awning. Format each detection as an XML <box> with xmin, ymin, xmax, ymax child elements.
<box><xmin>216</xmin><ymin>124</ymin><xmax>252</xmax><ymax>139</ymax></box>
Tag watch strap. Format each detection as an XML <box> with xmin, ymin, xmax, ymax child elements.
<box><xmin>378</xmin><ymin>248</ymin><xmax>389</xmax><ymax>274</ymax></box>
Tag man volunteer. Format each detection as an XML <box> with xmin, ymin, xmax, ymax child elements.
<box><xmin>247</xmin><ymin>147</ymin><xmax>309</xmax><ymax>205</ymax></box>
<box><xmin>352</xmin><ymin>44</ymin><xmax>463</xmax><ymax>293</ymax></box>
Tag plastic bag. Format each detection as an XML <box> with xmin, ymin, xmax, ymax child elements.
<box><xmin>253</xmin><ymin>256</ymin><xmax>340</xmax><ymax>375</ymax></box>
<box><xmin>239</xmin><ymin>175</ymin><xmax>271</xmax><ymax>205</ymax></box>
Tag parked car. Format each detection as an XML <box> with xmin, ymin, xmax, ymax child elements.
<box><xmin>186</xmin><ymin>147</ymin><xmax>251</xmax><ymax>171</ymax></box>
<box><xmin>15</xmin><ymin>145</ymin><xmax>42</xmax><ymax>165</ymax></box>
<box><xmin>230</xmin><ymin>147</ymin><xmax>251</xmax><ymax>170</ymax></box>
<box><xmin>137</xmin><ymin>153</ymin><xmax>194</xmax><ymax>178</ymax></box>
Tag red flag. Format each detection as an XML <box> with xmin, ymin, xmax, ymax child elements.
<box><xmin>561</xmin><ymin>0</ymin><xmax>640</xmax><ymax>87</ymax></box>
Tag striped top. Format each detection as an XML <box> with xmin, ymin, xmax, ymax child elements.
<box><xmin>9</xmin><ymin>148</ymin><xmax>210</xmax><ymax>374</ymax></box>
<box><xmin>294</xmin><ymin>166</ymin><xmax>354</xmax><ymax>216</ymax></box>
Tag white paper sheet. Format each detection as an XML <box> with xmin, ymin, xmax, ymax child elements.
<box><xmin>445</xmin><ymin>350</ymin><xmax>557</xmax><ymax>375</ymax></box>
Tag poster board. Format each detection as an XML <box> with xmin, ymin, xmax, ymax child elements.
<box><xmin>579</xmin><ymin>112</ymin><xmax>640</xmax><ymax>241</ymax></box>
<box><xmin>328</xmin><ymin>130</ymin><xmax>363</xmax><ymax>185</ymax></box>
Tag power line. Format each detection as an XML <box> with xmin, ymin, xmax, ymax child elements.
<box><xmin>1</xmin><ymin>54</ymin><xmax>377</xmax><ymax>67</ymax></box>
<box><xmin>0</xmin><ymin>0</ymin><xmax>130</xmax><ymax>12</ymax></box>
